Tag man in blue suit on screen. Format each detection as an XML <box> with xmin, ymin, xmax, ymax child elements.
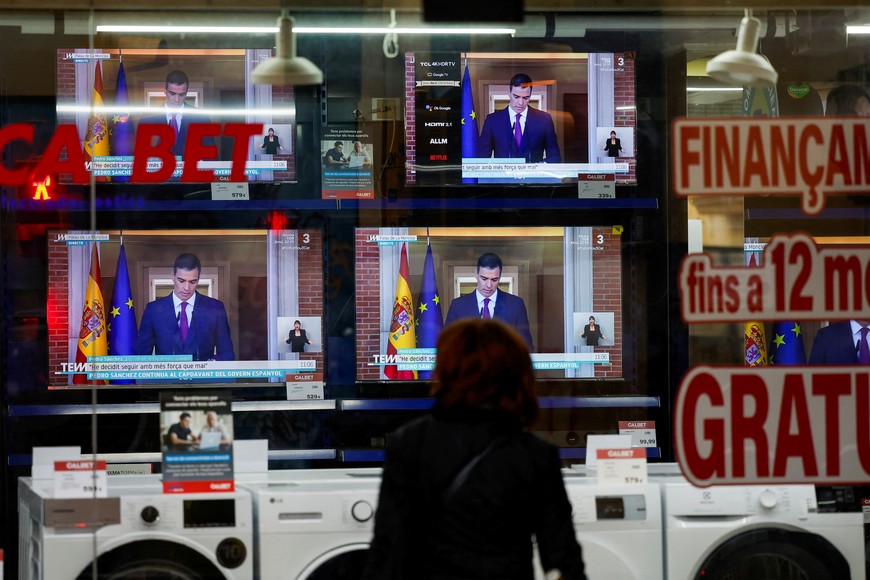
<box><xmin>137</xmin><ymin>69</ymin><xmax>211</xmax><ymax>157</ymax></box>
<box><xmin>445</xmin><ymin>252</ymin><xmax>534</xmax><ymax>351</ymax></box>
<box><xmin>809</xmin><ymin>319</ymin><xmax>870</xmax><ymax>364</ymax></box>
<box><xmin>135</xmin><ymin>253</ymin><xmax>235</xmax><ymax>361</ymax></box>
<box><xmin>476</xmin><ymin>73</ymin><xmax>561</xmax><ymax>164</ymax></box>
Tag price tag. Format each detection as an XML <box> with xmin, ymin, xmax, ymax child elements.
<box><xmin>618</xmin><ymin>420</ymin><xmax>657</xmax><ymax>448</ymax></box>
<box><xmin>211</xmin><ymin>182</ymin><xmax>250</xmax><ymax>201</ymax></box>
<box><xmin>862</xmin><ymin>498</ymin><xmax>870</xmax><ymax>524</ymax></box>
<box><xmin>578</xmin><ymin>173</ymin><xmax>615</xmax><ymax>199</ymax></box>
<box><xmin>54</xmin><ymin>460</ymin><xmax>108</xmax><ymax>498</ymax></box>
<box><xmin>286</xmin><ymin>373</ymin><xmax>325</xmax><ymax>400</ymax></box>
<box><xmin>596</xmin><ymin>448</ymin><xmax>647</xmax><ymax>485</ymax></box>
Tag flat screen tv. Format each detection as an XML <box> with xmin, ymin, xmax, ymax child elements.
<box><xmin>56</xmin><ymin>48</ymin><xmax>296</xmax><ymax>184</ymax></box>
<box><xmin>355</xmin><ymin>226</ymin><xmax>624</xmax><ymax>381</ymax></box>
<box><xmin>405</xmin><ymin>51</ymin><xmax>637</xmax><ymax>187</ymax></box>
<box><xmin>47</xmin><ymin>228</ymin><xmax>322</xmax><ymax>388</ymax></box>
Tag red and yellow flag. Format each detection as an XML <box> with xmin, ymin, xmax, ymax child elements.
<box><xmin>385</xmin><ymin>242</ymin><xmax>417</xmax><ymax>380</ymax></box>
<box><xmin>743</xmin><ymin>250</ymin><xmax>767</xmax><ymax>367</ymax></box>
<box><xmin>72</xmin><ymin>243</ymin><xmax>108</xmax><ymax>385</ymax></box>
<box><xmin>83</xmin><ymin>61</ymin><xmax>110</xmax><ymax>181</ymax></box>
<box><xmin>744</xmin><ymin>321</ymin><xmax>768</xmax><ymax>367</ymax></box>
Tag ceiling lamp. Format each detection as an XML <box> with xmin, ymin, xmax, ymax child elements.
<box><xmin>251</xmin><ymin>10</ymin><xmax>323</xmax><ymax>86</ymax></box>
<box><xmin>706</xmin><ymin>10</ymin><xmax>778</xmax><ymax>87</ymax></box>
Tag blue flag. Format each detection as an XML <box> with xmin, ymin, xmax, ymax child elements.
<box><xmin>769</xmin><ymin>321</ymin><xmax>807</xmax><ymax>365</ymax></box>
<box><xmin>108</xmin><ymin>243</ymin><xmax>138</xmax><ymax>383</ymax></box>
<box><xmin>416</xmin><ymin>241</ymin><xmax>444</xmax><ymax>379</ymax></box>
<box><xmin>112</xmin><ymin>60</ymin><xmax>133</xmax><ymax>182</ymax></box>
<box><xmin>461</xmin><ymin>63</ymin><xmax>479</xmax><ymax>184</ymax></box>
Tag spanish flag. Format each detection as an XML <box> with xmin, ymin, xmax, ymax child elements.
<box><xmin>743</xmin><ymin>250</ymin><xmax>766</xmax><ymax>367</ymax></box>
<box><xmin>83</xmin><ymin>61</ymin><xmax>110</xmax><ymax>181</ymax></box>
<box><xmin>385</xmin><ymin>242</ymin><xmax>417</xmax><ymax>380</ymax></box>
<box><xmin>744</xmin><ymin>321</ymin><xmax>768</xmax><ymax>367</ymax></box>
<box><xmin>72</xmin><ymin>243</ymin><xmax>108</xmax><ymax>385</ymax></box>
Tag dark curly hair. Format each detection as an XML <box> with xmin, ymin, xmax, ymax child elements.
<box><xmin>431</xmin><ymin>318</ymin><xmax>538</xmax><ymax>427</ymax></box>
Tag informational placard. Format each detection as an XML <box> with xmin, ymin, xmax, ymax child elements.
<box><xmin>106</xmin><ymin>464</ymin><xmax>153</xmax><ymax>476</ymax></box>
<box><xmin>53</xmin><ymin>460</ymin><xmax>107</xmax><ymax>498</ymax></box>
<box><xmin>595</xmin><ymin>448</ymin><xmax>647</xmax><ymax>485</ymax></box>
<box><xmin>618</xmin><ymin>420</ymin><xmax>657</xmax><ymax>448</ymax></box>
<box><xmin>321</xmin><ymin>126</ymin><xmax>375</xmax><ymax>199</ymax></box>
<box><xmin>585</xmin><ymin>434</ymin><xmax>632</xmax><ymax>467</ymax></box>
<box><xmin>161</xmin><ymin>392</ymin><xmax>234</xmax><ymax>493</ymax></box>
<box><xmin>673</xmin><ymin>117</ymin><xmax>870</xmax><ymax>215</ymax></box>
<box><xmin>577</xmin><ymin>172</ymin><xmax>615</xmax><ymax>199</ymax></box>
<box><xmin>32</xmin><ymin>446</ymin><xmax>81</xmax><ymax>480</ymax></box>
<box><xmin>286</xmin><ymin>372</ymin><xmax>325</xmax><ymax>400</ymax></box>
<box><xmin>675</xmin><ymin>366</ymin><xmax>870</xmax><ymax>487</ymax></box>
<box><xmin>211</xmin><ymin>182</ymin><xmax>250</xmax><ymax>201</ymax></box>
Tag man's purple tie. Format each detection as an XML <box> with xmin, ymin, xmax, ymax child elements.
<box><xmin>514</xmin><ymin>113</ymin><xmax>522</xmax><ymax>148</ymax></box>
<box><xmin>481</xmin><ymin>297</ymin><xmax>491</xmax><ymax>319</ymax></box>
<box><xmin>171</xmin><ymin>114</ymin><xmax>179</xmax><ymax>135</ymax></box>
<box><xmin>180</xmin><ymin>302</ymin><xmax>189</xmax><ymax>343</ymax></box>
<box><xmin>860</xmin><ymin>326</ymin><xmax>870</xmax><ymax>364</ymax></box>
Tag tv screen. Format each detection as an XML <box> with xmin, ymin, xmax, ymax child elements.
<box><xmin>405</xmin><ymin>51</ymin><xmax>637</xmax><ymax>187</ymax></box>
<box><xmin>47</xmin><ymin>228</ymin><xmax>322</xmax><ymax>388</ymax></box>
<box><xmin>56</xmin><ymin>48</ymin><xmax>296</xmax><ymax>183</ymax></box>
<box><xmin>355</xmin><ymin>226</ymin><xmax>624</xmax><ymax>381</ymax></box>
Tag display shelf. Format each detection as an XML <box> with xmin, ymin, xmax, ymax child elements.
<box><xmin>559</xmin><ymin>447</ymin><xmax>662</xmax><ymax>460</ymax></box>
<box><xmin>340</xmin><ymin>447</ymin><xmax>662</xmax><ymax>463</ymax></box>
<box><xmin>8</xmin><ymin>448</ymin><xmax>338</xmax><ymax>467</ymax></box>
<box><xmin>350</xmin><ymin>198</ymin><xmax>660</xmax><ymax>211</ymax></box>
<box><xmin>8</xmin><ymin>399</ymin><xmax>338</xmax><ymax>416</ymax></box>
<box><xmin>339</xmin><ymin>396</ymin><xmax>659</xmax><ymax>412</ymax></box>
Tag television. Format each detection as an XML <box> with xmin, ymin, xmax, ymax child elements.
<box><xmin>56</xmin><ymin>48</ymin><xmax>296</xmax><ymax>184</ymax></box>
<box><xmin>355</xmin><ymin>226</ymin><xmax>624</xmax><ymax>381</ymax></box>
<box><xmin>47</xmin><ymin>228</ymin><xmax>323</xmax><ymax>388</ymax></box>
<box><xmin>405</xmin><ymin>51</ymin><xmax>637</xmax><ymax>187</ymax></box>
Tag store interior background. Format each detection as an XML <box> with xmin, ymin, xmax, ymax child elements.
<box><xmin>3</xmin><ymin>0</ymin><xmax>870</xmax><ymax>577</ymax></box>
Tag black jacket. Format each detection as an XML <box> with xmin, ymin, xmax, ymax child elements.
<box><xmin>363</xmin><ymin>412</ymin><xmax>586</xmax><ymax>580</ymax></box>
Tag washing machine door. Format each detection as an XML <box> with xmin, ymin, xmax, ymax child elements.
<box><xmin>74</xmin><ymin>538</ymin><xmax>247</xmax><ymax>580</ymax></box>
<box><xmin>297</xmin><ymin>543</ymin><xmax>370</xmax><ymax>580</ymax></box>
<box><xmin>694</xmin><ymin>529</ymin><xmax>851</xmax><ymax>580</ymax></box>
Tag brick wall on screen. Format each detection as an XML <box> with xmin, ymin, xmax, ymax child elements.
<box><xmin>356</xmin><ymin>228</ymin><xmax>382</xmax><ymax>380</ymax></box>
<box><xmin>57</xmin><ymin>51</ymin><xmax>75</xmax><ymax>100</ymax></box>
<box><xmin>404</xmin><ymin>53</ymin><xmax>416</xmax><ymax>185</ymax></box>
<box><xmin>592</xmin><ymin>227</ymin><xmax>623</xmax><ymax>377</ymax></box>
<box><xmin>298</xmin><ymin>229</ymin><xmax>323</xmax><ymax>368</ymax></box>
<box><xmin>47</xmin><ymin>240</ymin><xmax>70</xmax><ymax>380</ymax></box>
<box><xmin>614</xmin><ymin>52</ymin><xmax>636</xmax><ymax>184</ymax></box>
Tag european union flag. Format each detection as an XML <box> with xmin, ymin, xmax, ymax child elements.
<box><xmin>769</xmin><ymin>321</ymin><xmax>807</xmax><ymax>365</ymax></box>
<box><xmin>461</xmin><ymin>63</ymin><xmax>479</xmax><ymax>184</ymax></box>
<box><xmin>112</xmin><ymin>60</ymin><xmax>133</xmax><ymax>182</ymax></box>
<box><xmin>108</xmin><ymin>243</ymin><xmax>138</xmax><ymax>383</ymax></box>
<box><xmin>416</xmin><ymin>241</ymin><xmax>443</xmax><ymax>379</ymax></box>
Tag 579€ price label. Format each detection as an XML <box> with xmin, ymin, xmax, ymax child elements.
<box><xmin>596</xmin><ymin>448</ymin><xmax>647</xmax><ymax>485</ymax></box>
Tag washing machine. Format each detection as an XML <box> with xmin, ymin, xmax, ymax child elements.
<box><xmin>560</xmin><ymin>471</ymin><xmax>664</xmax><ymax>579</ymax></box>
<box><xmin>18</xmin><ymin>474</ymin><xmax>254</xmax><ymax>580</ymax></box>
<box><xmin>661</xmin><ymin>475</ymin><xmax>866</xmax><ymax>580</ymax></box>
<box><xmin>241</xmin><ymin>472</ymin><xmax>381</xmax><ymax>579</ymax></box>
